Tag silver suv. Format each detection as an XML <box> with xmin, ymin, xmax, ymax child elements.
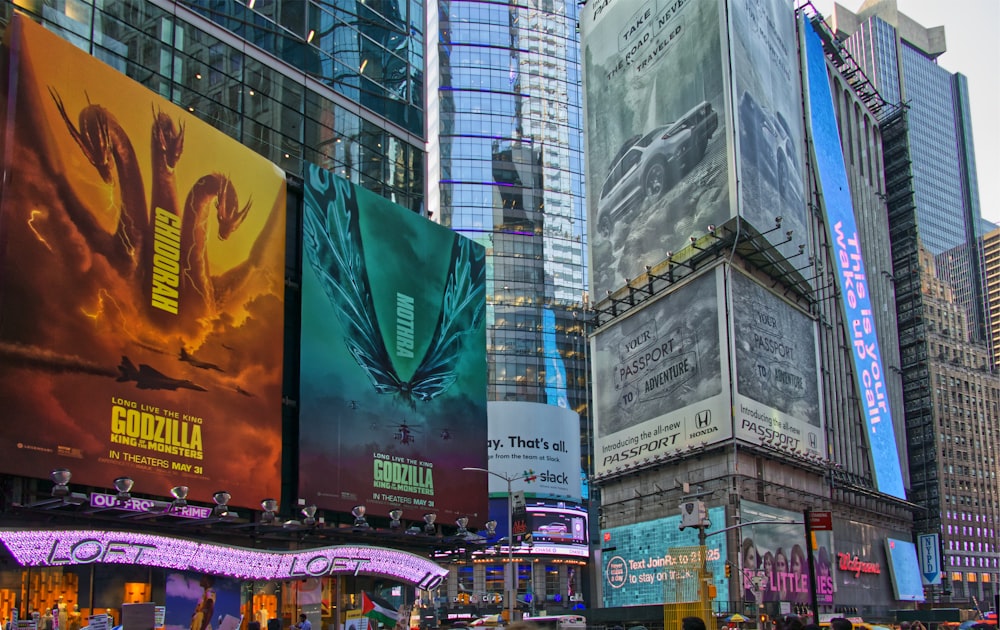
<box><xmin>596</xmin><ymin>101</ymin><xmax>719</xmax><ymax>236</ymax></box>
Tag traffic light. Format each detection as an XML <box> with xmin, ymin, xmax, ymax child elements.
<box><xmin>759</xmin><ymin>615</ymin><xmax>768</xmax><ymax>627</ymax></box>
<box><xmin>725</xmin><ymin>562</ymin><xmax>731</xmax><ymax>578</ymax></box>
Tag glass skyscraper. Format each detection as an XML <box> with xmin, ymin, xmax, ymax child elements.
<box><xmin>430</xmin><ymin>0</ymin><xmax>589</xmax><ymax>425</ymax></box>
<box><xmin>834</xmin><ymin>0</ymin><xmax>989</xmax><ymax>341</ymax></box>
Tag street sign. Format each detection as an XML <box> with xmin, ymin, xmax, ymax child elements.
<box><xmin>809</xmin><ymin>511</ymin><xmax>833</xmax><ymax>531</ymax></box>
<box><xmin>918</xmin><ymin>533</ymin><xmax>941</xmax><ymax>585</ymax></box>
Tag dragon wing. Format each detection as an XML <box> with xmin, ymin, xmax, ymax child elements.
<box><xmin>406</xmin><ymin>235</ymin><xmax>486</xmax><ymax>402</ymax></box>
<box><xmin>302</xmin><ymin>165</ymin><xmax>404</xmax><ymax>395</ymax></box>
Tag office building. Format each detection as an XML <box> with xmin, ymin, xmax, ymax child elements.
<box><xmin>427</xmin><ymin>0</ymin><xmax>592</xmax><ymax>616</ymax></box>
<box><xmin>579</xmin><ymin>1</ymin><xmax>916</xmax><ymax>622</ymax></box>
<box><xmin>986</xmin><ymin>227</ymin><xmax>1000</xmax><ymax>369</ymax></box>
<box><xmin>831</xmin><ymin>0</ymin><xmax>989</xmax><ymax>344</ymax></box>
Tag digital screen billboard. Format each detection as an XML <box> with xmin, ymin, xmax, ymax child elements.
<box><xmin>729</xmin><ymin>0</ymin><xmax>810</xmax><ymax>260</ymax></box>
<box><xmin>885</xmin><ymin>538</ymin><xmax>925</xmax><ymax>602</ymax></box>
<box><xmin>730</xmin><ymin>270</ymin><xmax>823</xmax><ymax>457</ymax></box>
<box><xmin>601</xmin><ymin>506</ymin><xmax>727</xmax><ymax>607</ymax></box>
<box><xmin>486</xmin><ymin>500</ymin><xmax>589</xmax><ymax>558</ymax></box>
<box><xmin>487</xmin><ymin>401</ymin><xmax>582</xmax><ymax>502</ymax></box>
<box><xmin>739</xmin><ymin>501</ymin><xmax>830</xmax><ymax>607</ymax></box>
<box><xmin>803</xmin><ymin>16</ymin><xmax>905</xmax><ymax>499</ymax></box>
<box><xmin>299</xmin><ymin>164</ymin><xmax>488</xmax><ymax>519</ymax></box>
<box><xmin>592</xmin><ymin>268</ymin><xmax>732</xmax><ymax>478</ymax></box>
<box><xmin>581</xmin><ymin>0</ymin><xmax>733</xmax><ymax>299</ymax></box>
<box><xmin>0</xmin><ymin>16</ymin><xmax>287</xmax><ymax>507</ymax></box>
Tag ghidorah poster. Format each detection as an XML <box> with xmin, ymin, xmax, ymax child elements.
<box><xmin>0</xmin><ymin>16</ymin><xmax>286</xmax><ymax>506</ymax></box>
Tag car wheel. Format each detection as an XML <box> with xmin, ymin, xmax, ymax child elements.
<box><xmin>643</xmin><ymin>159</ymin><xmax>669</xmax><ymax>198</ymax></box>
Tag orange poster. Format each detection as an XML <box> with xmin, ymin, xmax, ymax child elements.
<box><xmin>0</xmin><ymin>15</ymin><xmax>287</xmax><ymax>507</ymax></box>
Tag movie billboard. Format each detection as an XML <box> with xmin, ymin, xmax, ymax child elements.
<box><xmin>601</xmin><ymin>506</ymin><xmax>727</xmax><ymax>607</ymax></box>
<box><xmin>0</xmin><ymin>16</ymin><xmax>287</xmax><ymax>507</ymax></box>
<box><xmin>487</xmin><ymin>401</ymin><xmax>582</xmax><ymax>501</ymax></box>
<box><xmin>730</xmin><ymin>0</ymin><xmax>809</xmax><ymax>258</ymax></box>
<box><xmin>592</xmin><ymin>268</ymin><xmax>731</xmax><ymax>478</ymax></box>
<box><xmin>581</xmin><ymin>0</ymin><xmax>733</xmax><ymax>298</ymax></box>
<box><xmin>739</xmin><ymin>501</ymin><xmax>828</xmax><ymax>607</ymax></box>
<box><xmin>299</xmin><ymin>164</ymin><xmax>488</xmax><ymax>518</ymax></box>
<box><xmin>730</xmin><ymin>270</ymin><xmax>823</xmax><ymax>457</ymax></box>
<box><xmin>803</xmin><ymin>16</ymin><xmax>905</xmax><ymax>499</ymax></box>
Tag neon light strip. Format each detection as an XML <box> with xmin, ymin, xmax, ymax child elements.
<box><xmin>0</xmin><ymin>529</ymin><xmax>447</xmax><ymax>588</ymax></box>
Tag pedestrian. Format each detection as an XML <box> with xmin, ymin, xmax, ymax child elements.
<box><xmin>295</xmin><ymin>615</ymin><xmax>312</xmax><ymax>630</ymax></box>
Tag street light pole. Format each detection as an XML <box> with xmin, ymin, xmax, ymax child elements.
<box><xmin>463</xmin><ymin>467</ymin><xmax>526</xmax><ymax>625</ymax></box>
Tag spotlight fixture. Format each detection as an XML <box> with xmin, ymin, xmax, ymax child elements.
<box><xmin>113</xmin><ymin>477</ymin><xmax>134</xmax><ymax>502</ymax></box>
<box><xmin>352</xmin><ymin>505</ymin><xmax>369</xmax><ymax>529</ymax></box>
<box><xmin>455</xmin><ymin>517</ymin><xmax>469</xmax><ymax>536</ymax></box>
<box><xmin>302</xmin><ymin>504</ymin><xmax>318</xmax><ymax>527</ymax></box>
<box><xmin>261</xmin><ymin>498</ymin><xmax>278</xmax><ymax>524</ymax></box>
<box><xmin>213</xmin><ymin>490</ymin><xmax>231</xmax><ymax>517</ymax></box>
<box><xmin>170</xmin><ymin>486</ymin><xmax>189</xmax><ymax>509</ymax></box>
<box><xmin>389</xmin><ymin>509</ymin><xmax>403</xmax><ymax>530</ymax></box>
<box><xmin>707</xmin><ymin>224</ymin><xmax>716</xmax><ymax>233</ymax></box>
<box><xmin>485</xmin><ymin>520</ymin><xmax>498</xmax><ymax>537</ymax></box>
<box><xmin>51</xmin><ymin>468</ymin><xmax>71</xmax><ymax>497</ymax></box>
<box><xmin>423</xmin><ymin>513</ymin><xmax>437</xmax><ymax>534</ymax></box>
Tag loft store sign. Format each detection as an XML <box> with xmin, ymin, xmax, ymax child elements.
<box><xmin>1</xmin><ymin>529</ymin><xmax>446</xmax><ymax>588</ymax></box>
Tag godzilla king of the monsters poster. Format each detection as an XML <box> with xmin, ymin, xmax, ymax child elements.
<box><xmin>0</xmin><ymin>16</ymin><xmax>287</xmax><ymax>507</ymax></box>
<box><xmin>299</xmin><ymin>164</ymin><xmax>488</xmax><ymax>519</ymax></box>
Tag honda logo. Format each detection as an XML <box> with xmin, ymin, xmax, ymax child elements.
<box><xmin>694</xmin><ymin>410</ymin><xmax>711</xmax><ymax>428</ymax></box>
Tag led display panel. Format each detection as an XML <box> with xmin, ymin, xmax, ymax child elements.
<box><xmin>601</xmin><ymin>506</ymin><xmax>727</xmax><ymax>607</ymax></box>
<box><xmin>802</xmin><ymin>16</ymin><xmax>905</xmax><ymax>499</ymax></box>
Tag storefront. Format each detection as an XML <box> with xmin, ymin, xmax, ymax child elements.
<box><xmin>0</xmin><ymin>529</ymin><xmax>448</xmax><ymax>630</ymax></box>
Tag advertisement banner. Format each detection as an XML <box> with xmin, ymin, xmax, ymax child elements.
<box><xmin>803</xmin><ymin>16</ymin><xmax>905</xmax><ymax>499</ymax></box>
<box><xmin>730</xmin><ymin>0</ymin><xmax>809</xmax><ymax>260</ymax></box>
<box><xmin>581</xmin><ymin>0</ymin><xmax>733</xmax><ymax>299</ymax></box>
<box><xmin>730</xmin><ymin>270</ymin><xmax>823</xmax><ymax>457</ymax></box>
<box><xmin>0</xmin><ymin>16</ymin><xmax>287</xmax><ymax>507</ymax></box>
<box><xmin>487</xmin><ymin>401</ymin><xmax>582</xmax><ymax>501</ymax></box>
<box><xmin>601</xmin><ymin>506</ymin><xmax>727</xmax><ymax>607</ymax></box>
<box><xmin>299</xmin><ymin>163</ymin><xmax>488</xmax><ymax>518</ymax></box>
<box><xmin>739</xmin><ymin>501</ymin><xmax>817</xmax><ymax>607</ymax></box>
<box><xmin>164</xmin><ymin>573</ymin><xmax>242</xmax><ymax>630</ymax></box>
<box><xmin>592</xmin><ymin>268</ymin><xmax>732</xmax><ymax>478</ymax></box>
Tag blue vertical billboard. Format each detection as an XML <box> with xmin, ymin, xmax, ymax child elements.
<box><xmin>802</xmin><ymin>17</ymin><xmax>906</xmax><ymax>500</ymax></box>
<box><xmin>299</xmin><ymin>164</ymin><xmax>489</xmax><ymax>518</ymax></box>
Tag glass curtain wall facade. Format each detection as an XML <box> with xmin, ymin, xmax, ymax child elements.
<box><xmin>837</xmin><ymin>4</ymin><xmax>988</xmax><ymax>341</ymax></box>
<box><xmin>4</xmin><ymin>0</ymin><xmax>428</xmax><ymax>211</ymax></box>
<box><xmin>433</xmin><ymin>0</ymin><xmax>589</xmax><ymax>431</ymax></box>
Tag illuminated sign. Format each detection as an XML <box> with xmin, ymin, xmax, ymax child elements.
<box><xmin>601</xmin><ymin>507</ymin><xmax>727</xmax><ymax>607</ymax></box>
<box><xmin>803</xmin><ymin>17</ymin><xmax>905</xmax><ymax>499</ymax></box>
<box><xmin>0</xmin><ymin>530</ymin><xmax>446</xmax><ymax>588</ymax></box>
<box><xmin>884</xmin><ymin>538</ymin><xmax>925</xmax><ymax>602</ymax></box>
<box><xmin>88</xmin><ymin>493</ymin><xmax>211</xmax><ymax>519</ymax></box>
<box><xmin>836</xmin><ymin>552</ymin><xmax>881</xmax><ymax>577</ymax></box>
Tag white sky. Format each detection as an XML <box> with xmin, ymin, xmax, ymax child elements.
<box><xmin>810</xmin><ymin>0</ymin><xmax>1000</xmax><ymax>225</ymax></box>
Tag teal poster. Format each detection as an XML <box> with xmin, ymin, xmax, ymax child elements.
<box><xmin>299</xmin><ymin>164</ymin><xmax>488</xmax><ymax>519</ymax></box>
